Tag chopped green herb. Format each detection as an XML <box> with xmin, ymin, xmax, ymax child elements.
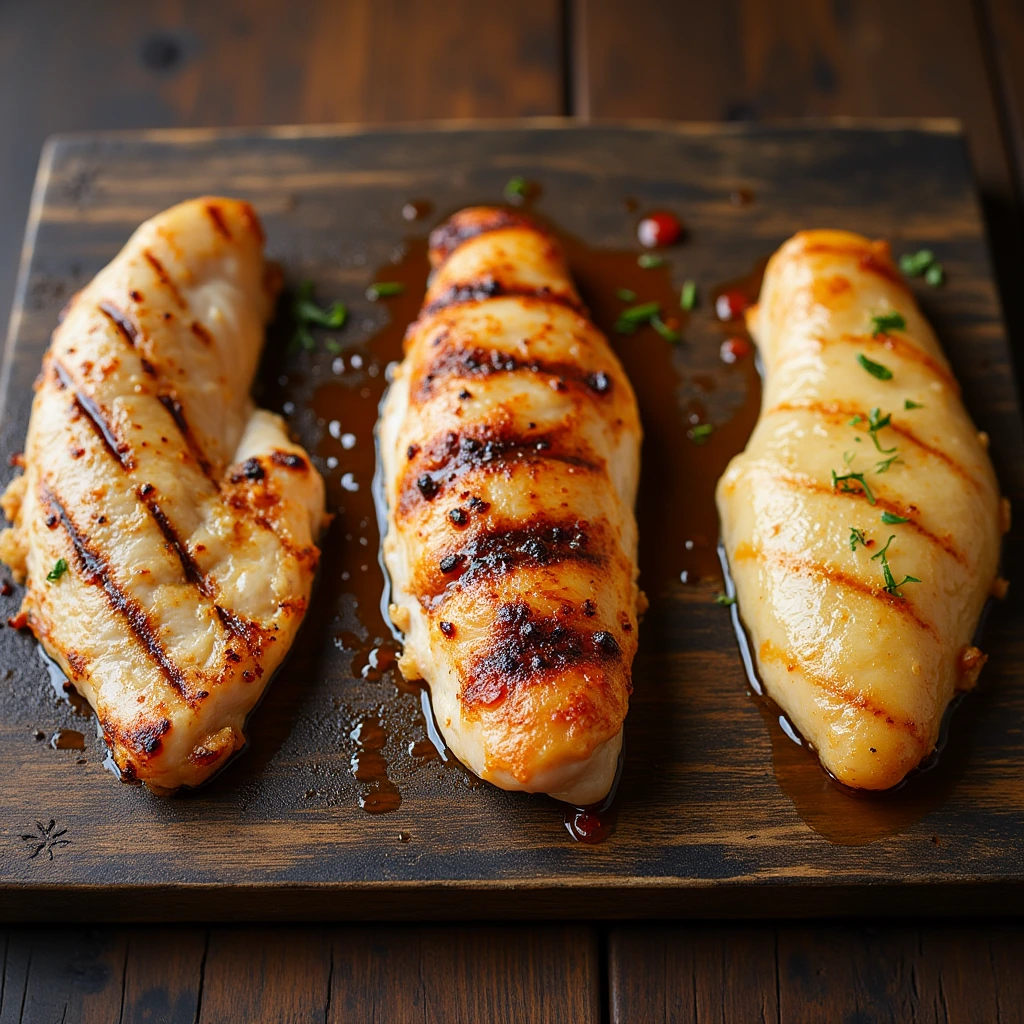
<box><xmin>881</xmin><ymin>510</ymin><xmax>909</xmax><ymax>524</ymax></box>
<box><xmin>899</xmin><ymin>250</ymin><xmax>935</xmax><ymax>277</ymax></box>
<box><xmin>614</xmin><ymin>301</ymin><xmax>661</xmax><ymax>334</ymax></box>
<box><xmin>857</xmin><ymin>353</ymin><xmax>894</xmax><ymax>380</ymax></box>
<box><xmin>849</xmin><ymin>415</ymin><xmax>864</xmax><ymax>426</ymax></box>
<box><xmin>865</xmin><ymin>407</ymin><xmax>896</xmax><ymax>453</ymax></box>
<box><xmin>832</xmin><ymin>469</ymin><xmax>876</xmax><ymax>505</ymax></box>
<box><xmin>843</xmin><ymin>449</ymin><xmax>857</xmax><ymax>466</ymax></box>
<box><xmin>849</xmin><ymin>527</ymin><xmax>868</xmax><ymax>552</ymax></box>
<box><xmin>324</xmin><ymin>338</ymin><xmax>344</xmax><ymax>355</ymax></box>
<box><xmin>871</xmin><ymin>534</ymin><xmax>921</xmax><ymax>597</ymax></box>
<box><xmin>715</xmin><ymin>593</ymin><xmax>736</xmax><ymax>607</ymax></box>
<box><xmin>680</xmin><ymin>279</ymin><xmax>697</xmax><ymax>311</ymax></box>
<box><xmin>688</xmin><ymin>423</ymin><xmax>714</xmax><ymax>444</ymax></box>
<box><xmin>871</xmin><ymin>311</ymin><xmax>907</xmax><ymax>336</ymax></box>
<box><xmin>874</xmin><ymin>454</ymin><xmax>902</xmax><ymax>474</ymax></box>
<box><xmin>904</xmin><ymin>399</ymin><xmax>924</xmax><ymax>410</ymax></box>
<box><xmin>616</xmin><ymin>288</ymin><xmax>637</xmax><ymax>303</ymax></box>
<box><xmin>504</xmin><ymin>176</ymin><xmax>529</xmax><ymax>201</ymax></box>
<box><xmin>366</xmin><ymin>281</ymin><xmax>405</xmax><ymax>300</ymax></box>
<box><xmin>291</xmin><ymin>281</ymin><xmax>348</xmax><ymax>351</ymax></box>
<box><xmin>46</xmin><ymin>558</ymin><xmax>68</xmax><ymax>583</ymax></box>
<box><xmin>924</xmin><ymin>263</ymin><xmax>944</xmax><ymax>287</ymax></box>
<box><xmin>638</xmin><ymin>253</ymin><xmax>665</xmax><ymax>269</ymax></box>
<box><xmin>651</xmin><ymin>315</ymin><xmax>680</xmax><ymax>343</ymax></box>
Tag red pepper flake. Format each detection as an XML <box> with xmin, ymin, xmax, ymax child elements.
<box><xmin>637</xmin><ymin>211</ymin><xmax>684</xmax><ymax>248</ymax></box>
<box><xmin>715</xmin><ymin>289</ymin><xmax>749</xmax><ymax>321</ymax></box>
<box><xmin>720</xmin><ymin>337</ymin><xmax>752</xmax><ymax>363</ymax></box>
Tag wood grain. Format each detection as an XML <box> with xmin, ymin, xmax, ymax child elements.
<box><xmin>610</xmin><ymin>923</ymin><xmax>1024</xmax><ymax>1023</ymax></box>
<box><xmin>0</xmin><ymin>0</ymin><xmax>563</xmax><ymax>371</ymax></box>
<box><xmin>0</xmin><ymin>925</ymin><xmax>600</xmax><ymax>1023</ymax></box>
<box><xmin>1</xmin><ymin>123</ymin><xmax>1022</xmax><ymax>920</ymax></box>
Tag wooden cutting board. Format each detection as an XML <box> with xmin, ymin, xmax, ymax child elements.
<box><xmin>1</xmin><ymin>121</ymin><xmax>1022</xmax><ymax>921</ymax></box>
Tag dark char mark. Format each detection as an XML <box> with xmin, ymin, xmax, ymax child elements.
<box><xmin>461</xmin><ymin>601</ymin><xmax>621</xmax><ymax>709</ymax></box>
<box><xmin>143</xmin><ymin>250</ymin><xmax>186</xmax><ymax>308</ymax></box>
<box><xmin>416</xmin><ymin>344</ymin><xmax>614</xmax><ymax>401</ymax></box>
<box><xmin>422</xmin><ymin>279</ymin><xmax>584</xmax><ymax>318</ymax></box>
<box><xmin>53</xmin><ymin>360</ymin><xmax>135</xmax><ymax>470</ymax></box>
<box><xmin>44</xmin><ymin>486</ymin><xmax>195</xmax><ymax>703</ymax></box>
<box><xmin>158</xmin><ymin>393</ymin><xmax>215</xmax><ymax>479</ymax></box>
<box><xmin>428</xmin><ymin>208</ymin><xmax>534</xmax><ymax>263</ymax></box>
<box><xmin>98</xmin><ymin>300</ymin><xmax>139</xmax><ymax>346</ymax></box>
<box><xmin>205</xmin><ymin>203</ymin><xmax>232</xmax><ymax>240</ymax></box>
<box><xmin>425</xmin><ymin>519</ymin><xmax>602</xmax><ymax>606</ymax></box>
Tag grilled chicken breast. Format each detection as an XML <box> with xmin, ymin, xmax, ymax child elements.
<box><xmin>717</xmin><ymin>230</ymin><xmax>1005</xmax><ymax>790</ymax></box>
<box><xmin>0</xmin><ymin>197</ymin><xmax>325</xmax><ymax>792</ymax></box>
<box><xmin>380</xmin><ymin>208</ymin><xmax>642</xmax><ymax>805</ymax></box>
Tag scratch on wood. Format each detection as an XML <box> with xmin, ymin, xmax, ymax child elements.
<box><xmin>193</xmin><ymin>928</ymin><xmax>210</xmax><ymax>1024</ymax></box>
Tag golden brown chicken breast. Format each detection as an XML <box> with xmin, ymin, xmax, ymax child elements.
<box><xmin>0</xmin><ymin>197</ymin><xmax>326</xmax><ymax>792</ymax></box>
<box><xmin>717</xmin><ymin>229</ymin><xmax>1005</xmax><ymax>790</ymax></box>
<box><xmin>379</xmin><ymin>208</ymin><xmax>643</xmax><ymax>805</ymax></box>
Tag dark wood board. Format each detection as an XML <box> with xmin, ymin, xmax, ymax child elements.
<box><xmin>0</xmin><ymin>121</ymin><xmax>1023</xmax><ymax>921</ymax></box>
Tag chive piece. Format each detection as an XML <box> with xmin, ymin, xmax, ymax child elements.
<box><xmin>651</xmin><ymin>315</ymin><xmax>680</xmax><ymax>343</ymax></box>
<box><xmin>366</xmin><ymin>282</ymin><xmax>405</xmax><ymax>300</ymax></box>
<box><xmin>849</xmin><ymin>527</ymin><xmax>868</xmax><ymax>552</ymax></box>
<box><xmin>688</xmin><ymin>423</ymin><xmax>714</xmax><ymax>444</ymax></box>
<box><xmin>924</xmin><ymin>263</ymin><xmax>944</xmax><ymax>287</ymax></box>
<box><xmin>614</xmin><ymin>301</ymin><xmax>661</xmax><ymax>334</ymax></box>
<box><xmin>46</xmin><ymin>558</ymin><xmax>68</xmax><ymax>583</ymax></box>
<box><xmin>616</xmin><ymin>288</ymin><xmax>637</xmax><ymax>303</ymax></box>
<box><xmin>715</xmin><ymin>593</ymin><xmax>736</xmax><ymax>607</ymax></box>
<box><xmin>832</xmin><ymin>469</ymin><xmax>876</xmax><ymax>505</ymax></box>
<box><xmin>874</xmin><ymin>454</ymin><xmax>902</xmax><ymax>474</ymax></box>
<box><xmin>857</xmin><ymin>353</ymin><xmax>894</xmax><ymax>380</ymax></box>
<box><xmin>638</xmin><ymin>253</ymin><xmax>666</xmax><ymax>269</ymax></box>
<box><xmin>680</xmin><ymin>279</ymin><xmax>697</xmax><ymax>311</ymax></box>
<box><xmin>295</xmin><ymin>297</ymin><xmax>347</xmax><ymax>329</ymax></box>
<box><xmin>871</xmin><ymin>534</ymin><xmax>921</xmax><ymax>597</ymax></box>
<box><xmin>871</xmin><ymin>311</ymin><xmax>906</xmax><ymax>336</ymax></box>
<box><xmin>292</xmin><ymin>324</ymin><xmax>316</xmax><ymax>352</ymax></box>
<box><xmin>904</xmin><ymin>399</ymin><xmax>924</xmax><ymax>410</ymax></box>
<box><xmin>881</xmin><ymin>511</ymin><xmax>909</xmax><ymax>524</ymax></box>
<box><xmin>504</xmin><ymin>176</ymin><xmax>529</xmax><ymax>201</ymax></box>
<box><xmin>899</xmin><ymin>250</ymin><xmax>935</xmax><ymax>277</ymax></box>
<box><xmin>324</xmin><ymin>338</ymin><xmax>344</xmax><ymax>355</ymax></box>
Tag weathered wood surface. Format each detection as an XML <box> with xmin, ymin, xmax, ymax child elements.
<box><xmin>0</xmin><ymin>924</ymin><xmax>600</xmax><ymax>1023</ymax></box>
<box><xmin>0</xmin><ymin>123</ymin><xmax>1022</xmax><ymax>920</ymax></box>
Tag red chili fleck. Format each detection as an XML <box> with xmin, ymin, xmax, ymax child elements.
<box><xmin>720</xmin><ymin>337</ymin><xmax>752</xmax><ymax>363</ymax></box>
<box><xmin>637</xmin><ymin>211</ymin><xmax>683</xmax><ymax>248</ymax></box>
<box><xmin>715</xmin><ymin>289</ymin><xmax>749</xmax><ymax>321</ymax></box>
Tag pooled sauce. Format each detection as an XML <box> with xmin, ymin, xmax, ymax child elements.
<box><xmin>49</xmin><ymin>728</ymin><xmax>85</xmax><ymax>751</ymax></box>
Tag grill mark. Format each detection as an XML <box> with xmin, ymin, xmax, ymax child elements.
<box><xmin>768</xmin><ymin>400</ymin><xmax>981</xmax><ymax>493</ymax></box>
<box><xmin>461</xmin><ymin>600</ymin><xmax>621</xmax><ymax>709</ymax></box>
<box><xmin>414</xmin><ymin>343</ymin><xmax>615</xmax><ymax>401</ymax></box>
<box><xmin>419</xmin><ymin>519</ymin><xmax>605</xmax><ymax>607</ymax></box>
<box><xmin>98</xmin><ymin>301</ymin><xmax>139</xmax><ymax>346</ymax></box>
<box><xmin>205</xmin><ymin>203</ymin><xmax>232</xmax><ymax>239</ymax></box>
<box><xmin>239</xmin><ymin>202</ymin><xmax>265</xmax><ymax>244</ymax></box>
<box><xmin>137</xmin><ymin>485</ymin><xmax>266</xmax><ymax>663</ymax></box>
<box><xmin>839</xmin><ymin>332</ymin><xmax>957</xmax><ymax>391</ymax></box>
<box><xmin>799</xmin><ymin>241</ymin><xmax>911</xmax><ymax>292</ymax></box>
<box><xmin>758</xmin><ymin>639</ymin><xmax>925</xmax><ymax>742</ymax></box>
<box><xmin>190</xmin><ymin>321</ymin><xmax>214</xmax><ymax>346</ymax></box>
<box><xmin>157</xmin><ymin>393</ymin><xmax>216</xmax><ymax>480</ymax></box>
<box><xmin>53</xmin><ymin>360</ymin><xmax>135</xmax><ymax>470</ymax></box>
<box><xmin>143</xmin><ymin>250</ymin><xmax>186</xmax><ymax>309</ymax></box>
<box><xmin>733</xmin><ymin>542</ymin><xmax>937</xmax><ymax>637</ymax></box>
<box><xmin>43</xmin><ymin>486</ymin><xmax>195</xmax><ymax>703</ymax></box>
<box><xmin>422</xmin><ymin>280</ymin><xmax>584</xmax><ymax>318</ymax></box>
<box><xmin>399</xmin><ymin>427</ymin><xmax>600</xmax><ymax>516</ymax></box>
<box><xmin>757</xmin><ymin>466</ymin><xmax>970</xmax><ymax>567</ymax></box>
<box><xmin>429</xmin><ymin>208</ymin><xmax>536</xmax><ymax>264</ymax></box>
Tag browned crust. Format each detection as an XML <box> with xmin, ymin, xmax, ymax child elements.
<box><xmin>421</xmin><ymin>280</ymin><xmax>585</xmax><ymax>319</ymax></box>
<box><xmin>428</xmin><ymin>208</ymin><xmax>537</xmax><ymax>265</ymax></box>
<box><xmin>798</xmin><ymin>238</ymin><xmax>911</xmax><ymax>293</ymax></box>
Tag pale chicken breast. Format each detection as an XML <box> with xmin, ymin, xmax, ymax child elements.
<box><xmin>717</xmin><ymin>230</ymin><xmax>1005</xmax><ymax>790</ymax></box>
<box><xmin>380</xmin><ymin>208</ymin><xmax>642</xmax><ymax>805</ymax></box>
<box><xmin>0</xmin><ymin>198</ymin><xmax>325</xmax><ymax>792</ymax></box>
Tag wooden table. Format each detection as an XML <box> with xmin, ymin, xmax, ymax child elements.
<box><xmin>1</xmin><ymin>1</ymin><xmax>1023</xmax><ymax>1020</ymax></box>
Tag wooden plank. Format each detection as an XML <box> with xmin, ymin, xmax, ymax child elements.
<box><xmin>1</xmin><ymin>124</ymin><xmax>1023</xmax><ymax>919</ymax></box>
<box><xmin>982</xmin><ymin>0</ymin><xmax>1024</xmax><ymax>195</ymax></box>
<box><xmin>329</xmin><ymin>926</ymin><xmax>600</xmax><ymax>1023</ymax></box>
<box><xmin>0</xmin><ymin>0</ymin><xmax>563</xmax><ymax>368</ymax></box>
<box><xmin>611</xmin><ymin>924</ymin><xmax>1024</xmax><ymax>1023</ymax></box>
<box><xmin>122</xmin><ymin>926</ymin><xmax>207</xmax><ymax>1024</ymax></box>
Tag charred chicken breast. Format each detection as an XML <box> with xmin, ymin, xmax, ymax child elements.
<box><xmin>717</xmin><ymin>230</ymin><xmax>1005</xmax><ymax>790</ymax></box>
<box><xmin>380</xmin><ymin>208</ymin><xmax>642</xmax><ymax>805</ymax></box>
<box><xmin>0</xmin><ymin>197</ymin><xmax>325</xmax><ymax>792</ymax></box>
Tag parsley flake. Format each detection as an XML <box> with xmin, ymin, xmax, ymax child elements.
<box><xmin>46</xmin><ymin>558</ymin><xmax>68</xmax><ymax>583</ymax></box>
<box><xmin>366</xmin><ymin>282</ymin><xmax>405</xmax><ymax>300</ymax></box>
<box><xmin>871</xmin><ymin>535</ymin><xmax>921</xmax><ymax>597</ymax></box>
<box><xmin>614</xmin><ymin>301</ymin><xmax>661</xmax><ymax>334</ymax></box>
<box><xmin>881</xmin><ymin>511</ymin><xmax>909</xmax><ymax>524</ymax></box>
<box><xmin>616</xmin><ymin>288</ymin><xmax>637</xmax><ymax>303</ymax></box>
<box><xmin>924</xmin><ymin>263</ymin><xmax>944</xmax><ymax>287</ymax></box>
<box><xmin>874</xmin><ymin>454</ymin><xmax>902</xmax><ymax>474</ymax></box>
<box><xmin>865</xmin><ymin>407</ymin><xmax>896</xmax><ymax>453</ymax></box>
<box><xmin>904</xmin><ymin>399</ymin><xmax>924</xmax><ymax>410</ymax></box>
<box><xmin>899</xmin><ymin>250</ymin><xmax>934</xmax><ymax>277</ymax></box>
<box><xmin>638</xmin><ymin>253</ymin><xmax>665</xmax><ymax>269</ymax></box>
<box><xmin>291</xmin><ymin>281</ymin><xmax>347</xmax><ymax>351</ymax></box>
<box><xmin>715</xmin><ymin>593</ymin><xmax>736</xmax><ymax>607</ymax></box>
<box><xmin>651</xmin><ymin>315</ymin><xmax>680</xmax><ymax>343</ymax></box>
<box><xmin>857</xmin><ymin>353</ymin><xmax>894</xmax><ymax>380</ymax></box>
<box><xmin>871</xmin><ymin>311</ymin><xmax>907</xmax><ymax>336</ymax></box>
<box><xmin>832</xmin><ymin>469</ymin><xmax>876</xmax><ymax>505</ymax></box>
<box><xmin>849</xmin><ymin>527</ymin><xmax>868</xmax><ymax>552</ymax></box>
<box><xmin>504</xmin><ymin>176</ymin><xmax>529</xmax><ymax>202</ymax></box>
<box><xmin>688</xmin><ymin>423</ymin><xmax>714</xmax><ymax>444</ymax></box>
<box><xmin>680</xmin><ymin>279</ymin><xmax>697</xmax><ymax>311</ymax></box>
